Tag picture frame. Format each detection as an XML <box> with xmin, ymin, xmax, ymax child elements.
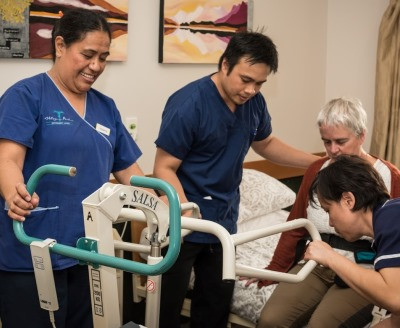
<box><xmin>0</xmin><ymin>0</ymin><xmax>129</xmax><ymax>61</ymax></box>
<box><xmin>159</xmin><ymin>0</ymin><xmax>253</xmax><ymax>64</ymax></box>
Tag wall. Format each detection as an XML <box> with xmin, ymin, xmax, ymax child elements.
<box><xmin>325</xmin><ymin>0</ymin><xmax>389</xmax><ymax>150</ymax></box>
<box><xmin>246</xmin><ymin>0</ymin><xmax>327</xmax><ymax>161</ymax></box>
<box><xmin>0</xmin><ymin>0</ymin><xmax>389</xmax><ymax>174</ymax></box>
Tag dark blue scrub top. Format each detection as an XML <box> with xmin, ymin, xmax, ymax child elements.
<box><xmin>373</xmin><ymin>198</ymin><xmax>400</xmax><ymax>270</ymax></box>
<box><xmin>0</xmin><ymin>73</ymin><xmax>142</xmax><ymax>271</ymax></box>
<box><xmin>156</xmin><ymin>75</ymin><xmax>272</xmax><ymax>243</ymax></box>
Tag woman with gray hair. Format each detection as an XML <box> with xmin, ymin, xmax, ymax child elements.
<box><xmin>245</xmin><ymin>97</ymin><xmax>400</xmax><ymax>327</ymax></box>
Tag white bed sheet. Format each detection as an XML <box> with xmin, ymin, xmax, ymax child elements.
<box><xmin>231</xmin><ymin>209</ymin><xmax>289</xmax><ymax>323</ymax></box>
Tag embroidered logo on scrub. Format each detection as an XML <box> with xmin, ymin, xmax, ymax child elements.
<box><xmin>44</xmin><ymin>110</ymin><xmax>74</xmax><ymax>126</ymax></box>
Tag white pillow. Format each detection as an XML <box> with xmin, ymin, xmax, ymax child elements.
<box><xmin>238</xmin><ymin>169</ymin><xmax>296</xmax><ymax>223</ymax></box>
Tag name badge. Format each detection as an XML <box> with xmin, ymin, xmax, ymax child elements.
<box><xmin>96</xmin><ymin>123</ymin><xmax>110</xmax><ymax>136</ymax></box>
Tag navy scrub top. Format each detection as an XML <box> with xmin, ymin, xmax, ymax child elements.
<box><xmin>156</xmin><ymin>75</ymin><xmax>272</xmax><ymax>243</ymax></box>
<box><xmin>0</xmin><ymin>73</ymin><xmax>142</xmax><ymax>271</ymax></box>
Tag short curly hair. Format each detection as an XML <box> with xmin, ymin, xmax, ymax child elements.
<box><xmin>317</xmin><ymin>97</ymin><xmax>367</xmax><ymax>138</ymax></box>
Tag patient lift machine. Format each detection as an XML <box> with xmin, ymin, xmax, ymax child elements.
<box><xmin>13</xmin><ymin>164</ymin><xmax>182</xmax><ymax>328</ymax></box>
<box><xmin>14</xmin><ymin>164</ymin><xmax>322</xmax><ymax>328</ymax></box>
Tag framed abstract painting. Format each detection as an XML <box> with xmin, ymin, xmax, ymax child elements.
<box><xmin>159</xmin><ymin>0</ymin><xmax>253</xmax><ymax>64</ymax></box>
<box><xmin>0</xmin><ymin>0</ymin><xmax>128</xmax><ymax>61</ymax></box>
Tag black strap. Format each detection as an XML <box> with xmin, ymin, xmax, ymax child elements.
<box><xmin>294</xmin><ymin>233</ymin><xmax>373</xmax><ymax>266</ymax></box>
<box><xmin>320</xmin><ymin>233</ymin><xmax>372</xmax><ymax>252</ymax></box>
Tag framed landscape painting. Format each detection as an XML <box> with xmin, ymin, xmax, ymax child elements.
<box><xmin>0</xmin><ymin>0</ymin><xmax>128</xmax><ymax>61</ymax></box>
<box><xmin>159</xmin><ymin>0</ymin><xmax>253</xmax><ymax>64</ymax></box>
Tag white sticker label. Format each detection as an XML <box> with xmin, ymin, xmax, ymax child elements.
<box><xmin>96</xmin><ymin>123</ymin><xmax>110</xmax><ymax>136</ymax></box>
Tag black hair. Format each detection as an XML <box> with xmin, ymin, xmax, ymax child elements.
<box><xmin>218</xmin><ymin>30</ymin><xmax>278</xmax><ymax>74</ymax></box>
<box><xmin>51</xmin><ymin>8</ymin><xmax>111</xmax><ymax>62</ymax></box>
<box><xmin>309</xmin><ymin>155</ymin><xmax>390</xmax><ymax>212</ymax></box>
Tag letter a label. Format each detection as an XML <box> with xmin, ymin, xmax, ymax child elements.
<box><xmin>87</xmin><ymin>212</ymin><xmax>93</xmax><ymax>221</ymax></box>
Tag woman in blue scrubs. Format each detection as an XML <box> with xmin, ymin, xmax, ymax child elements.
<box><xmin>0</xmin><ymin>8</ymin><xmax>143</xmax><ymax>328</ymax></box>
<box><xmin>305</xmin><ymin>154</ymin><xmax>400</xmax><ymax>328</ymax></box>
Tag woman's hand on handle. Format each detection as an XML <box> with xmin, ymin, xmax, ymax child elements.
<box><xmin>6</xmin><ymin>183</ymin><xmax>39</xmax><ymax>221</ymax></box>
<box><xmin>304</xmin><ymin>240</ymin><xmax>333</xmax><ymax>268</ymax></box>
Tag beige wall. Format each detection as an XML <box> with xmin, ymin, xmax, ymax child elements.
<box><xmin>325</xmin><ymin>0</ymin><xmax>388</xmax><ymax>150</ymax></box>
<box><xmin>0</xmin><ymin>0</ymin><xmax>389</xmax><ymax>174</ymax></box>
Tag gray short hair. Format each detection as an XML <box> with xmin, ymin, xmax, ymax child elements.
<box><xmin>317</xmin><ymin>97</ymin><xmax>367</xmax><ymax>138</ymax></box>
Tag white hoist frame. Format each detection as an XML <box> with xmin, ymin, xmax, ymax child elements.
<box><xmin>82</xmin><ymin>181</ymin><xmax>321</xmax><ymax>328</ymax></box>
<box><xmin>14</xmin><ymin>163</ymin><xmax>389</xmax><ymax>328</ymax></box>
<box><xmin>81</xmin><ymin>182</ymin><xmax>171</xmax><ymax>328</ymax></box>
<box><xmin>82</xmin><ymin>190</ymin><xmax>320</xmax><ymax>328</ymax></box>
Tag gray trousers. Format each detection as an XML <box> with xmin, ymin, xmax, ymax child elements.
<box><xmin>257</xmin><ymin>263</ymin><xmax>371</xmax><ymax>328</ymax></box>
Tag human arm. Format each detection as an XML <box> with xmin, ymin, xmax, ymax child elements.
<box><xmin>113</xmin><ymin>161</ymin><xmax>163</xmax><ymax>201</ymax></box>
<box><xmin>251</xmin><ymin>135</ymin><xmax>320</xmax><ymax>169</ymax></box>
<box><xmin>304</xmin><ymin>240</ymin><xmax>400</xmax><ymax>315</ymax></box>
<box><xmin>113</xmin><ymin>162</ymin><xmax>145</xmax><ymax>185</ymax></box>
<box><xmin>0</xmin><ymin>139</ymin><xmax>39</xmax><ymax>221</ymax></box>
<box><xmin>382</xmin><ymin>159</ymin><xmax>400</xmax><ymax>198</ymax></box>
<box><xmin>153</xmin><ymin>147</ymin><xmax>189</xmax><ymax>206</ymax></box>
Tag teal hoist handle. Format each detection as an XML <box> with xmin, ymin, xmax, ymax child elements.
<box><xmin>13</xmin><ymin>164</ymin><xmax>181</xmax><ymax>275</ymax></box>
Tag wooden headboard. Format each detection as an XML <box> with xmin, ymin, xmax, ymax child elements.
<box><xmin>243</xmin><ymin>160</ymin><xmax>307</xmax><ymax>180</ymax></box>
<box><xmin>243</xmin><ymin>152</ymin><xmax>325</xmax><ymax>180</ymax></box>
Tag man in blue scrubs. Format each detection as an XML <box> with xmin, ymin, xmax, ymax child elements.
<box><xmin>154</xmin><ymin>31</ymin><xmax>320</xmax><ymax>328</ymax></box>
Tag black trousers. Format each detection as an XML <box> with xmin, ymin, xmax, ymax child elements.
<box><xmin>159</xmin><ymin>241</ymin><xmax>235</xmax><ymax>328</ymax></box>
<box><xmin>0</xmin><ymin>265</ymin><xmax>93</xmax><ymax>328</ymax></box>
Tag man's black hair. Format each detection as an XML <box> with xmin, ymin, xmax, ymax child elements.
<box><xmin>218</xmin><ymin>30</ymin><xmax>278</xmax><ymax>74</ymax></box>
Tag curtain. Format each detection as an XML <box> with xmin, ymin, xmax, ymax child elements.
<box><xmin>370</xmin><ymin>0</ymin><xmax>400</xmax><ymax>167</ymax></box>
